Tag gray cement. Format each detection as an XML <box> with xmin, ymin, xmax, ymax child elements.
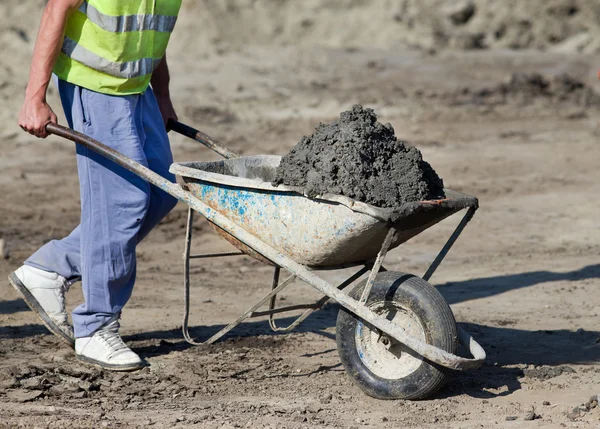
<box><xmin>273</xmin><ymin>105</ymin><xmax>445</xmax><ymax>208</ymax></box>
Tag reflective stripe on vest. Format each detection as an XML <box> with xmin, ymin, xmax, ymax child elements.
<box><xmin>61</xmin><ymin>37</ymin><xmax>162</xmax><ymax>79</ymax></box>
<box><xmin>79</xmin><ymin>2</ymin><xmax>178</xmax><ymax>34</ymax></box>
<box><xmin>54</xmin><ymin>0</ymin><xmax>182</xmax><ymax>95</ymax></box>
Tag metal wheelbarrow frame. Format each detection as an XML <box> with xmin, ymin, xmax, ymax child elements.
<box><xmin>46</xmin><ymin>122</ymin><xmax>485</xmax><ymax>384</ymax></box>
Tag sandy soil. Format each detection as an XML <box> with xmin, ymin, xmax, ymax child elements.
<box><xmin>2</xmin><ymin>1</ymin><xmax>600</xmax><ymax>428</ymax></box>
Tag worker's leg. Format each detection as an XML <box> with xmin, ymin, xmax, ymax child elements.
<box><xmin>22</xmin><ymin>81</ymin><xmax>180</xmax><ymax>344</ymax></box>
<box><xmin>25</xmin><ymin>90</ymin><xmax>177</xmax><ymax>277</ymax></box>
<box><xmin>18</xmin><ymin>81</ymin><xmax>150</xmax><ymax>341</ymax></box>
<box><xmin>137</xmin><ymin>88</ymin><xmax>178</xmax><ymax>241</ymax></box>
<box><xmin>13</xmin><ymin>81</ymin><xmax>88</xmax><ymax>345</ymax></box>
<box><xmin>66</xmin><ymin>83</ymin><xmax>151</xmax><ymax>338</ymax></box>
<box><xmin>24</xmin><ymin>79</ymin><xmax>85</xmax><ymax>281</ymax></box>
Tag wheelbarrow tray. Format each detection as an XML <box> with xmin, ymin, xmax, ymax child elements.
<box><xmin>170</xmin><ymin>156</ymin><xmax>478</xmax><ymax>267</ymax></box>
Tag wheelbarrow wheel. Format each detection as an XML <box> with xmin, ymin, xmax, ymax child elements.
<box><xmin>336</xmin><ymin>271</ymin><xmax>457</xmax><ymax>400</ymax></box>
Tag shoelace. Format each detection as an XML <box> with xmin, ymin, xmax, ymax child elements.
<box><xmin>53</xmin><ymin>278</ymin><xmax>72</xmax><ymax>327</ymax></box>
<box><xmin>96</xmin><ymin>322</ymin><xmax>129</xmax><ymax>358</ymax></box>
<box><xmin>61</xmin><ymin>278</ymin><xmax>73</xmax><ymax>294</ymax></box>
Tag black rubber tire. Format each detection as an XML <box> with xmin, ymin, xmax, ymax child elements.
<box><xmin>336</xmin><ymin>271</ymin><xmax>458</xmax><ymax>400</ymax></box>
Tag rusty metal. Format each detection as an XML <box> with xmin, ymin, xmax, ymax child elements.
<box><xmin>210</xmin><ymin>223</ymin><xmax>274</xmax><ymax>265</ymax></box>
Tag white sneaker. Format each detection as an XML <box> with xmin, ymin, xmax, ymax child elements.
<box><xmin>9</xmin><ymin>265</ymin><xmax>74</xmax><ymax>346</ymax></box>
<box><xmin>75</xmin><ymin>319</ymin><xmax>145</xmax><ymax>371</ymax></box>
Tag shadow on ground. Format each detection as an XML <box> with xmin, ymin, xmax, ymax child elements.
<box><xmin>3</xmin><ymin>313</ymin><xmax>600</xmax><ymax>400</ymax></box>
<box><xmin>0</xmin><ymin>323</ymin><xmax>49</xmax><ymax>339</ymax></box>
<box><xmin>463</xmin><ymin>322</ymin><xmax>600</xmax><ymax>366</ymax></box>
<box><xmin>443</xmin><ymin>321</ymin><xmax>600</xmax><ymax>399</ymax></box>
<box><xmin>3</xmin><ymin>265</ymin><xmax>600</xmax><ymax>400</ymax></box>
<box><xmin>127</xmin><ymin>302</ymin><xmax>340</xmax><ymax>358</ymax></box>
<box><xmin>436</xmin><ymin>263</ymin><xmax>600</xmax><ymax>305</ymax></box>
<box><xmin>0</xmin><ymin>298</ymin><xmax>29</xmax><ymax>315</ymax></box>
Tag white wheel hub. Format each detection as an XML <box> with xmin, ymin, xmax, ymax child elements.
<box><xmin>355</xmin><ymin>302</ymin><xmax>426</xmax><ymax>379</ymax></box>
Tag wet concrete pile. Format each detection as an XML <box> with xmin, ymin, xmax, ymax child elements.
<box><xmin>273</xmin><ymin>105</ymin><xmax>445</xmax><ymax>208</ymax></box>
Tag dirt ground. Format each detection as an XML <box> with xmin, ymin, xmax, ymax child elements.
<box><xmin>2</xmin><ymin>1</ymin><xmax>600</xmax><ymax>428</ymax></box>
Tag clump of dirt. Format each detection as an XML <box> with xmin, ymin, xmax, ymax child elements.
<box><xmin>442</xmin><ymin>73</ymin><xmax>600</xmax><ymax>108</ymax></box>
<box><xmin>523</xmin><ymin>365</ymin><xmax>576</xmax><ymax>380</ymax></box>
<box><xmin>273</xmin><ymin>105</ymin><xmax>445</xmax><ymax>208</ymax></box>
<box><xmin>0</xmin><ymin>363</ymin><xmax>104</xmax><ymax>402</ymax></box>
<box><xmin>483</xmin><ymin>73</ymin><xmax>600</xmax><ymax>106</ymax></box>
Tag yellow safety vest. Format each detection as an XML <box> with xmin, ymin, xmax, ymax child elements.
<box><xmin>54</xmin><ymin>0</ymin><xmax>182</xmax><ymax>95</ymax></box>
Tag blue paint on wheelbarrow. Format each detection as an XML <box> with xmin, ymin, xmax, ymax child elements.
<box><xmin>170</xmin><ymin>156</ymin><xmax>477</xmax><ymax>267</ymax></box>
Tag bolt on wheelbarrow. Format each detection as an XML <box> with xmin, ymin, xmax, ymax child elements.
<box><xmin>47</xmin><ymin>121</ymin><xmax>486</xmax><ymax>400</ymax></box>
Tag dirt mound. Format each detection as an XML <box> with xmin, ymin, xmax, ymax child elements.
<box><xmin>2</xmin><ymin>0</ymin><xmax>599</xmax><ymax>131</ymax></box>
<box><xmin>494</xmin><ymin>73</ymin><xmax>600</xmax><ymax>106</ymax></box>
<box><xmin>172</xmin><ymin>0</ymin><xmax>600</xmax><ymax>54</ymax></box>
<box><xmin>427</xmin><ymin>0</ymin><xmax>600</xmax><ymax>53</ymax></box>
<box><xmin>273</xmin><ymin>105</ymin><xmax>444</xmax><ymax>208</ymax></box>
<box><xmin>423</xmin><ymin>72</ymin><xmax>600</xmax><ymax>108</ymax></box>
<box><xmin>3</xmin><ymin>1</ymin><xmax>600</xmax><ymax>79</ymax></box>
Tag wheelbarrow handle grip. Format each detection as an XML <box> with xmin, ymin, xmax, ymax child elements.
<box><xmin>167</xmin><ymin>119</ymin><xmax>240</xmax><ymax>160</ymax></box>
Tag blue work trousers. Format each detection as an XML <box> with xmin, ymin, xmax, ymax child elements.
<box><xmin>25</xmin><ymin>79</ymin><xmax>178</xmax><ymax>338</ymax></box>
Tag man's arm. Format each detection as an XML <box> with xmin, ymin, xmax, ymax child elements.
<box><xmin>18</xmin><ymin>0</ymin><xmax>82</xmax><ymax>138</ymax></box>
<box><xmin>151</xmin><ymin>55</ymin><xmax>178</xmax><ymax>129</ymax></box>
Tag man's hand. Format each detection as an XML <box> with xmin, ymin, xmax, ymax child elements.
<box><xmin>18</xmin><ymin>0</ymin><xmax>82</xmax><ymax>138</ymax></box>
<box><xmin>18</xmin><ymin>97</ymin><xmax>58</xmax><ymax>138</ymax></box>
<box><xmin>155</xmin><ymin>93</ymin><xmax>178</xmax><ymax>130</ymax></box>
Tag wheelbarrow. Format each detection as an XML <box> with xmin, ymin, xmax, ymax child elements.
<box><xmin>46</xmin><ymin>121</ymin><xmax>486</xmax><ymax>400</ymax></box>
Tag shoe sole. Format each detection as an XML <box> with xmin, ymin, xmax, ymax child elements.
<box><xmin>8</xmin><ymin>272</ymin><xmax>75</xmax><ymax>347</ymax></box>
<box><xmin>76</xmin><ymin>353</ymin><xmax>146</xmax><ymax>372</ymax></box>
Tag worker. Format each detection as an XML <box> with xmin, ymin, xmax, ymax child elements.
<box><xmin>10</xmin><ymin>0</ymin><xmax>182</xmax><ymax>371</ymax></box>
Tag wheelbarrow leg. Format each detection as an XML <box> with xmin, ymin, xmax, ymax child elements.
<box><xmin>268</xmin><ymin>267</ymin><xmax>281</xmax><ymax>331</ymax></box>
<box><xmin>182</xmin><ymin>207</ymin><xmax>295</xmax><ymax>345</ymax></box>
<box><xmin>267</xmin><ymin>266</ymin><xmax>370</xmax><ymax>332</ymax></box>
<box><xmin>423</xmin><ymin>206</ymin><xmax>477</xmax><ymax>282</ymax></box>
<box><xmin>182</xmin><ymin>207</ymin><xmax>196</xmax><ymax>344</ymax></box>
<box><xmin>183</xmin><ymin>220</ymin><xmax>298</xmax><ymax>345</ymax></box>
<box><xmin>201</xmin><ymin>273</ymin><xmax>297</xmax><ymax>345</ymax></box>
<box><xmin>359</xmin><ymin>227</ymin><xmax>397</xmax><ymax>303</ymax></box>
